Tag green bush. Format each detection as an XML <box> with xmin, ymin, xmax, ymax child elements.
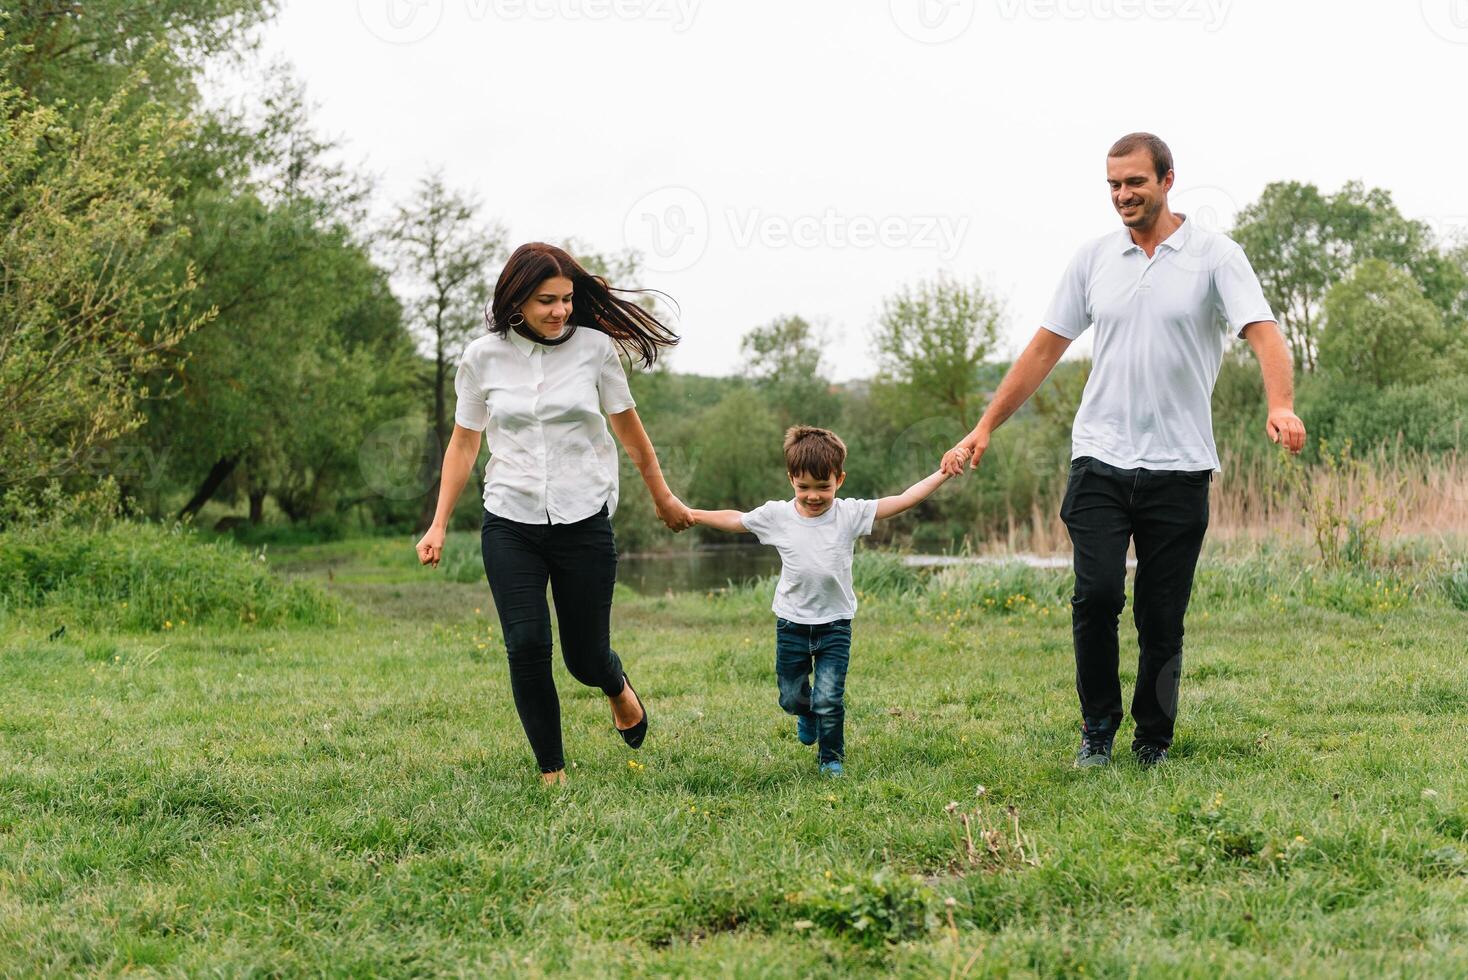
<box><xmin>438</xmin><ymin>531</ymin><xmax>486</xmax><ymax>584</ymax></box>
<box><xmin>852</xmin><ymin>550</ymin><xmax>925</xmax><ymax>597</ymax></box>
<box><xmin>795</xmin><ymin>869</ymin><xmax>936</xmax><ymax>949</ymax></box>
<box><xmin>727</xmin><ymin>549</ymin><xmax>1453</xmax><ymax>617</ymax></box>
<box><xmin>1299</xmin><ymin>375</ymin><xmax>1468</xmax><ymax>456</ymax></box>
<box><xmin>925</xmin><ymin>562</ymin><xmax>1071</xmax><ymax>615</ymax></box>
<box><xmin>1442</xmin><ymin>563</ymin><xmax>1468</xmax><ymax>612</ymax></box>
<box><xmin>0</xmin><ymin>522</ymin><xmax>340</xmax><ymax>631</ymax></box>
<box><xmin>1192</xmin><ymin>552</ymin><xmax>1299</xmax><ymax>608</ymax></box>
<box><xmin>1307</xmin><ymin>571</ymin><xmax>1415</xmax><ymax>615</ymax></box>
<box><xmin>1171</xmin><ymin>793</ymin><xmax>1264</xmax><ymax>872</ymax></box>
<box><xmin>223</xmin><ymin>514</ymin><xmax>351</xmax><ymax>548</ymax></box>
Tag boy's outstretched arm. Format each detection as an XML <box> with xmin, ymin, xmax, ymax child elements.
<box><xmin>875</xmin><ymin>461</ymin><xmax>963</xmax><ymax>521</ymax></box>
<box><xmin>690</xmin><ymin>509</ymin><xmax>747</xmax><ymax>534</ymax></box>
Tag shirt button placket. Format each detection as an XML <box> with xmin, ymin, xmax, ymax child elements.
<box><xmin>533</xmin><ymin>348</ymin><xmax>550</xmax><ymax>521</ymax></box>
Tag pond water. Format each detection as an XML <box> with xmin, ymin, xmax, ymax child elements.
<box><xmin>618</xmin><ymin>546</ymin><xmax>780</xmax><ymax>595</ymax></box>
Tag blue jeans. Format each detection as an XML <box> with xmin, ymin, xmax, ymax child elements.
<box><xmin>774</xmin><ymin>617</ymin><xmax>851</xmax><ymax>764</ymax></box>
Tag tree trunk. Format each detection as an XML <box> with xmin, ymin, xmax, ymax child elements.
<box><xmin>248</xmin><ymin>489</ymin><xmax>265</xmax><ymax>525</ymax></box>
<box><xmin>420</xmin><ymin>316</ymin><xmax>449</xmax><ymax>533</ymax></box>
<box><xmin>416</xmin><ymin>474</ymin><xmax>442</xmax><ymax>534</ymax></box>
<box><xmin>434</xmin><ymin>336</ymin><xmax>448</xmax><ymax>464</ymax></box>
<box><xmin>177</xmin><ymin>456</ymin><xmax>240</xmax><ymax>519</ymax></box>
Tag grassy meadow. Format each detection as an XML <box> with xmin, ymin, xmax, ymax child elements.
<box><xmin>1</xmin><ymin>527</ymin><xmax>1466</xmax><ymax>976</ymax></box>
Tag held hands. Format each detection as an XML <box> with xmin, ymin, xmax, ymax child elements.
<box><xmin>655</xmin><ymin>492</ymin><xmax>695</xmax><ymax>532</ymax></box>
<box><xmin>415</xmin><ymin>525</ymin><xmax>446</xmax><ymax>567</ymax></box>
<box><xmin>939</xmin><ymin>445</ymin><xmax>970</xmax><ymax>477</ymax></box>
<box><xmin>941</xmin><ymin>431</ymin><xmax>986</xmax><ymax>476</ymax></box>
<box><xmin>1266</xmin><ymin>409</ymin><xmax>1306</xmax><ymax>455</ymax></box>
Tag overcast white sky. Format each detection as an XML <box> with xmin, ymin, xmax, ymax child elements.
<box><xmin>237</xmin><ymin>0</ymin><xmax>1468</xmax><ymax>379</ymax></box>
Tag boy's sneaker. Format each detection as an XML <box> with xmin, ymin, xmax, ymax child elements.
<box><xmin>1133</xmin><ymin>743</ymin><xmax>1168</xmax><ymax>768</ymax></box>
<box><xmin>797</xmin><ymin>715</ymin><xmax>818</xmax><ymax>746</ymax></box>
<box><xmin>819</xmin><ymin>760</ymin><xmax>844</xmax><ymax>777</ymax></box>
<box><xmin>1074</xmin><ymin>724</ymin><xmax>1115</xmax><ymax>768</ymax></box>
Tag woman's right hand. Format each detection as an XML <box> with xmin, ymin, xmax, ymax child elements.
<box><xmin>655</xmin><ymin>493</ymin><xmax>695</xmax><ymax>532</ymax></box>
<box><xmin>416</xmin><ymin>525</ymin><xmax>446</xmax><ymax>567</ymax></box>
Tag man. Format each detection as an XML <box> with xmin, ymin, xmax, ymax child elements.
<box><xmin>942</xmin><ymin>132</ymin><xmax>1305</xmax><ymax>768</ymax></box>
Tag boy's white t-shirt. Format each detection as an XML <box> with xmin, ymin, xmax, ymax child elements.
<box><xmin>740</xmin><ymin>497</ymin><xmax>879</xmax><ymax>625</ymax></box>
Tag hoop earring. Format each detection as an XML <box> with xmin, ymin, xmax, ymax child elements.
<box><xmin>507</xmin><ymin>312</ymin><xmax>525</xmax><ymax>328</ymax></box>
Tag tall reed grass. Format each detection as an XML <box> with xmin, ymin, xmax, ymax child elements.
<box><xmin>971</xmin><ymin>447</ymin><xmax>1468</xmax><ymax>560</ymax></box>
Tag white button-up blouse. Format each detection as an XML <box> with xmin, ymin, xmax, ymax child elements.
<box><xmin>453</xmin><ymin>326</ymin><xmax>637</xmax><ymax>524</ymax></box>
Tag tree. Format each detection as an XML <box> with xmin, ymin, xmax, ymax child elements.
<box><xmin>149</xmin><ymin>72</ymin><xmax>408</xmax><ymax>522</ymax></box>
<box><xmin>151</xmin><ymin>193</ymin><xmax>417</xmax><ymax>522</ymax></box>
<box><xmin>1318</xmin><ymin>259</ymin><xmax>1455</xmax><ymax>389</ymax></box>
<box><xmin>682</xmin><ymin>388</ymin><xmax>787</xmax><ymax>513</ymax></box>
<box><xmin>1231</xmin><ymin>181</ymin><xmax>1466</xmax><ymax>372</ymax></box>
<box><xmin>388</xmin><ymin>173</ymin><xmax>506</xmax><ymax>528</ymax></box>
<box><xmin>2</xmin><ymin>0</ymin><xmax>276</xmax><ymax>108</ymax></box>
<box><xmin>739</xmin><ymin>315</ymin><xmax>839</xmax><ymax>427</ymax></box>
<box><xmin>870</xmin><ymin>274</ymin><xmax>1003</xmax><ymax>430</ymax></box>
<box><xmin>0</xmin><ymin>60</ymin><xmax>208</xmax><ymax>495</ymax></box>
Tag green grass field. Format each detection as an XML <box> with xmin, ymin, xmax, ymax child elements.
<box><xmin>2</xmin><ymin>532</ymin><xmax>1466</xmax><ymax>976</ymax></box>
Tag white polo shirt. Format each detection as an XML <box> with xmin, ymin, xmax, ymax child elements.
<box><xmin>1041</xmin><ymin>216</ymin><xmax>1275</xmax><ymax>471</ymax></box>
<box><xmin>453</xmin><ymin>326</ymin><xmax>637</xmax><ymax>524</ymax></box>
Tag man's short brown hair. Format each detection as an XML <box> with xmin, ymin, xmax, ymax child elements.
<box><xmin>1108</xmin><ymin>132</ymin><xmax>1173</xmax><ymax>182</ymax></box>
<box><xmin>783</xmin><ymin>425</ymin><xmax>846</xmax><ymax>480</ymax></box>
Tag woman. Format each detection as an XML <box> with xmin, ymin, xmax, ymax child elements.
<box><xmin>415</xmin><ymin>242</ymin><xmax>692</xmax><ymax>784</ymax></box>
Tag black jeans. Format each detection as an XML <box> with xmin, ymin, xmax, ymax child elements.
<box><xmin>1059</xmin><ymin>456</ymin><xmax>1210</xmax><ymax>750</ymax></box>
<box><xmin>481</xmin><ymin>504</ymin><xmax>625</xmax><ymax>773</ymax></box>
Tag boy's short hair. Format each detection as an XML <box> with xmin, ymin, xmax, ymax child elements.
<box><xmin>783</xmin><ymin>426</ymin><xmax>846</xmax><ymax>481</ymax></box>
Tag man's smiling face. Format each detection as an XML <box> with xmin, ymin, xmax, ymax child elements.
<box><xmin>1107</xmin><ymin>149</ymin><xmax>1173</xmax><ymax>231</ymax></box>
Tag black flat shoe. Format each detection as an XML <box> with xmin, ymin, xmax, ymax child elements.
<box><xmin>615</xmin><ymin>674</ymin><xmax>648</xmax><ymax>749</ymax></box>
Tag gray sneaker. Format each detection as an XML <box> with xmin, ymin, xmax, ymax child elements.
<box><xmin>1074</xmin><ymin>726</ymin><xmax>1115</xmax><ymax>768</ymax></box>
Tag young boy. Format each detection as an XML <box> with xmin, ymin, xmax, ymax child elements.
<box><xmin>690</xmin><ymin>425</ymin><xmax>966</xmax><ymax>776</ymax></box>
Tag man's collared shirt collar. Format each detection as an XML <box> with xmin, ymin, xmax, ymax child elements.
<box><xmin>1121</xmin><ymin>215</ymin><xmax>1191</xmax><ymax>255</ymax></box>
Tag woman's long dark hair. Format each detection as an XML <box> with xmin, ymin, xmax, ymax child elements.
<box><xmin>487</xmin><ymin>242</ymin><xmax>679</xmax><ymax>368</ymax></box>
